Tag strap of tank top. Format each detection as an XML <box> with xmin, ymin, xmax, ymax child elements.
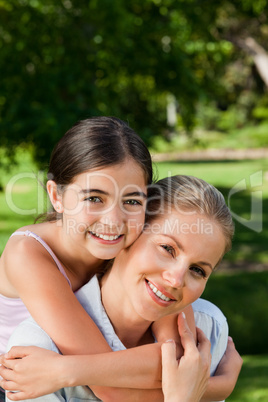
<box><xmin>11</xmin><ymin>230</ymin><xmax>72</xmax><ymax>288</ymax></box>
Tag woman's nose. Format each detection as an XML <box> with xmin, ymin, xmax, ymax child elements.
<box><xmin>162</xmin><ymin>262</ymin><xmax>188</xmax><ymax>289</ymax></box>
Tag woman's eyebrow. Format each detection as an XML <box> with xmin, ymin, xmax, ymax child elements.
<box><xmin>162</xmin><ymin>234</ymin><xmax>213</xmax><ymax>271</ymax></box>
<box><xmin>198</xmin><ymin>261</ymin><xmax>213</xmax><ymax>271</ymax></box>
<box><xmin>162</xmin><ymin>234</ymin><xmax>185</xmax><ymax>251</ymax></box>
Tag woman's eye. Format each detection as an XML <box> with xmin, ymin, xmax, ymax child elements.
<box><xmin>190</xmin><ymin>266</ymin><xmax>207</xmax><ymax>278</ymax></box>
<box><xmin>161</xmin><ymin>244</ymin><xmax>175</xmax><ymax>257</ymax></box>
<box><xmin>85</xmin><ymin>196</ymin><xmax>102</xmax><ymax>203</ymax></box>
<box><xmin>124</xmin><ymin>199</ymin><xmax>142</xmax><ymax>206</ymax></box>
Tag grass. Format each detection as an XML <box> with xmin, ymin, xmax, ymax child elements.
<box><xmin>0</xmin><ymin>147</ymin><xmax>48</xmax><ymax>251</ymax></box>
<box><xmin>202</xmin><ymin>271</ymin><xmax>268</xmax><ymax>355</ymax></box>
<box><xmin>149</xmin><ymin>121</ymin><xmax>268</xmax><ymax>153</ymax></box>
<box><xmin>227</xmin><ymin>354</ymin><xmax>268</xmax><ymax>401</ymax></box>
<box><xmin>207</xmin><ymin>121</ymin><xmax>268</xmax><ymax>150</ymax></box>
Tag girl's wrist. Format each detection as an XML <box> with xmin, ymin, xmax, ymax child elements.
<box><xmin>57</xmin><ymin>355</ymin><xmax>78</xmax><ymax>389</ymax></box>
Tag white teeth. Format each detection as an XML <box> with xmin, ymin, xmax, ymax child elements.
<box><xmin>91</xmin><ymin>232</ymin><xmax>120</xmax><ymax>241</ymax></box>
<box><xmin>147</xmin><ymin>281</ymin><xmax>172</xmax><ymax>302</ymax></box>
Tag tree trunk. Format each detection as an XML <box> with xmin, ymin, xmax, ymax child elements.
<box><xmin>235</xmin><ymin>37</ymin><xmax>268</xmax><ymax>89</ymax></box>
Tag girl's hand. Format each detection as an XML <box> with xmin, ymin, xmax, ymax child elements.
<box><xmin>161</xmin><ymin>313</ymin><xmax>211</xmax><ymax>402</ymax></box>
<box><xmin>0</xmin><ymin>346</ymin><xmax>67</xmax><ymax>400</ymax></box>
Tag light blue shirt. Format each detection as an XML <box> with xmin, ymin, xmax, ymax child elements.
<box><xmin>7</xmin><ymin>276</ymin><xmax>228</xmax><ymax>402</ymax></box>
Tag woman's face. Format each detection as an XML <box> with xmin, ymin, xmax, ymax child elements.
<box><xmin>114</xmin><ymin>209</ymin><xmax>226</xmax><ymax>322</ymax></box>
<box><xmin>57</xmin><ymin>159</ymin><xmax>147</xmax><ymax>260</ymax></box>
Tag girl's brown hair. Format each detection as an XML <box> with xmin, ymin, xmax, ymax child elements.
<box><xmin>40</xmin><ymin>116</ymin><xmax>153</xmax><ymax>222</ymax></box>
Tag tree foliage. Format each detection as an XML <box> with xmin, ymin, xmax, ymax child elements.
<box><xmin>0</xmin><ymin>0</ymin><xmax>267</xmax><ymax>166</ymax></box>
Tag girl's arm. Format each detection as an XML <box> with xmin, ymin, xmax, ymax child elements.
<box><xmin>201</xmin><ymin>337</ymin><xmax>243</xmax><ymax>401</ymax></box>
<box><xmin>0</xmin><ymin>314</ymin><xmax>211</xmax><ymax>402</ymax></box>
<box><xmin>152</xmin><ymin>305</ymin><xmax>197</xmax><ymax>357</ymax></box>
<box><xmin>2</xmin><ymin>236</ymin><xmax>163</xmax><ymax>398</ymax></box>
<box><xmin>0</xmin><ymin>346</ymin><xmax>163</xmax><ymax>401</ymax></box>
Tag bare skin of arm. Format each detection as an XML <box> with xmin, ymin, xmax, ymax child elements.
<box><xmin>201</xmin><ymin>337</ymin><xmax>243</xmax><ymax>401</ymax></box>
<box><xmin>0</xmin><ymin>235</ymin><xmax>164</xmax><ymax>400</ymax></box>
<box><xmin>0</xmin><ymin>321</ymin><xmax>241</xmax><ymax>402</ymax></box>
<box><xmin>152</xmin><ymin>306</ymin><xmax>197</xmax><ymax>357</ymax></box>
<box><xmin>0</xmin><ymin>315</ymin><xmax>211</xmax><ymax>402</ymax></box>
<box><xmin>0</xmin><ymin>346</ymin><xmax>163</xmax><ymax>401</ymax></box>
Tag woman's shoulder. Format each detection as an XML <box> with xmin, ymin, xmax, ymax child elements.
<box><xmin>192</xmin><ymin>298</ymin><xmax>226</xmax><ymax>324</ymax></box>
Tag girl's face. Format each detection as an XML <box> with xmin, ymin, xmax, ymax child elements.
<box><xmin>114</xmin><ymin>209</ymin><xmax>226</xmax><ymax>322</ymax></box>
<box><xmin>58</xmin><ymin>159</ymin><xmax>147</xmax><ymax>260</ymax></box>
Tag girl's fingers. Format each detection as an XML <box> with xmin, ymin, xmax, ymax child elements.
<box><xmin>0</xmin><ymin>356</ymin><xmax>19</xmax><ymax>371</ymax></box>
<box><xmin>5</xmin><ymin>391</ymin><xmax>26</xmax><ymax>402</ymax></box>
<box><xmin>5</xmin><ymin>347</ymin><xmax>28</xmax><ymax>360</ymax></box>
<box><xmin>0</xmin><ymin>379</ymin><xmax>19</xmax><ymax>392</ymax></box>
<box><xmin>0</xmin><ymin>365</ymin><xmax>15</xmax><ymax>382</ymax></box>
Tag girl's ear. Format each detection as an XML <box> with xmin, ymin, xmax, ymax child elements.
<box><xmin>47</xmin><ymin>180</ymin><xmax>63</xmax><ymax>213</ymax></box>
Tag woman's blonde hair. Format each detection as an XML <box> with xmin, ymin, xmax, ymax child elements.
<box><xmin>146</xmin><ymin>175</ymin><xmax>234</xmax><ymax>255</ymax></box>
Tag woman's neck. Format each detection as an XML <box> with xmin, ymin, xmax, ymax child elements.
<box><xmin>100</xmin><ymin>269</ymin><xmax>154</xmax><ymax>349</ymax></box>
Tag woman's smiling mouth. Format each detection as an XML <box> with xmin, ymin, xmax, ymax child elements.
<box><xmin>145</xmin><ymin>279</ymin><xmax>176</xmax><ymax>305</ymax></box>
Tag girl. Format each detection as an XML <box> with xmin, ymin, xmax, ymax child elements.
<box><xmin>0</xmin><ymin>116</ymin><xmax>166</xmax><ymax>401</ymax></box>
<box><xmin>1</xmin><ymin>176</ymin><xmax>242</xmax><ymax>401</ymax></box>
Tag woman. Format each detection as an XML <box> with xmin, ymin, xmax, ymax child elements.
<box><xmin>2</xmin><ymin>175</ymin><xmax>242</xmax><ymax>402</ymax></box>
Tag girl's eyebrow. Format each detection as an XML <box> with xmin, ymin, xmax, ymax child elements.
<box><xmin>123</xmin><ymin>191</ymin><xmax>147</xmax><ymax>198</ymax></box>
<box><xmin>79</xmin><ymin>189</ymin><xmax>109</xmax><ymax>195</ymax></box>
<box><xmin>79</xmin><ymin>189</ymin><xmax>147</xmax><ymax>198</ymax></box>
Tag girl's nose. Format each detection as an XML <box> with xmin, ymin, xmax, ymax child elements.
<box><xmin>100</xmin><ymin>205</ymin><xmax>125</xmax><ymax>227</ymax></box>
<box><xmin>162</xmin><ymin>262</ymin><xmax>188</xmax><ymax>289</ymax></box>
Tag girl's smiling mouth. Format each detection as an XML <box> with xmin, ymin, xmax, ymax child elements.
<box><xmin>89</xmin><ymin>231</ymin><xmax>123</xmax><ymax>243</ymax></box>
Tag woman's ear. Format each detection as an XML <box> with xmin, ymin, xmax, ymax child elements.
<box><xmin>46</xmin><ymin>180</ymin><xmax>63</xmax><ymax>213</ymax></box>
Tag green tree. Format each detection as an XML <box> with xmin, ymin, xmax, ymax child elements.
<box><xmin>0</xmin><ymin>0</ymin><xmax>267</xmax><ymax>166</ymax></box>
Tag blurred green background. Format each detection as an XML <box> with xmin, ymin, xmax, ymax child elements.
<box><xmin>1</xmin><ymin>1</ymin><xmax>268</xmax><ymax>400</ymax></box>
<box><xmin>1</xmin><ymin>150</ymin><xmax>267</xmax><ymax>401</ymax></box>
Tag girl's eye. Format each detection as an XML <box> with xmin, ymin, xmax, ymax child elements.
<box><xmin>161</xmin><ymin>244</ymin><xmax>175</xmax><ymax>258</ymax></box>
<box><xmin>190</xmin><ymin>266</ymin><xmax>207</xmax><ymax>278</ymax></box>
<box><xmin>124</xmin><ymin>199</ymin><xmax>142</xmax><ymax>206</ymax></box>
<box><xmin>85</xmin><ymin>196</ymin><xmax>102</xmax><ymax>203</ymax></box>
